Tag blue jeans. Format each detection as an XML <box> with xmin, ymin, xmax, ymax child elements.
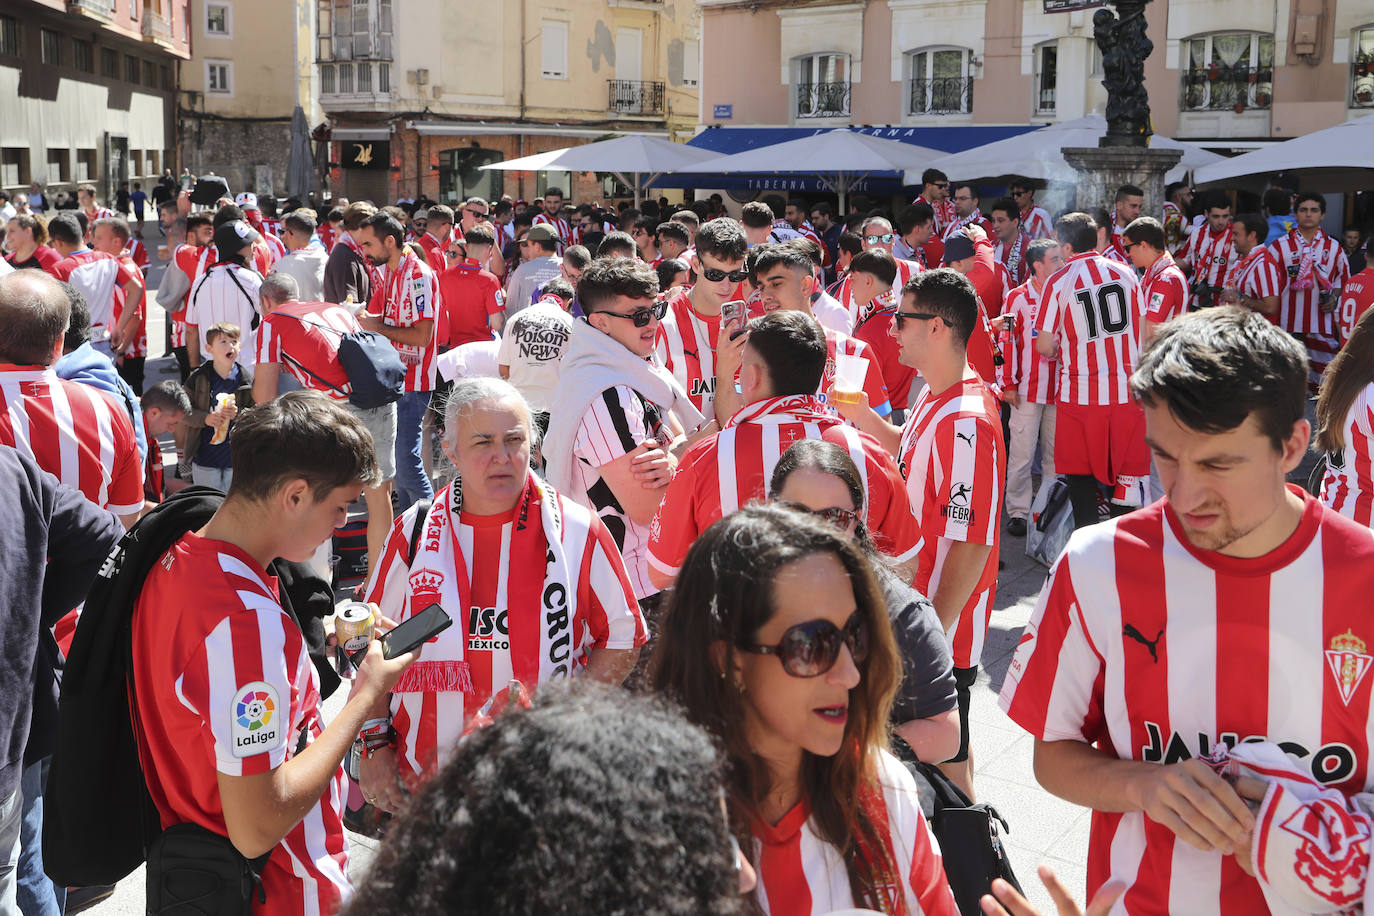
<box><xmin>191</xmin><ymin>463</ymin><xmax>233</xmax><ymax>493</ymax></box>
<box><xmin>394</xmin><ymin>390</ymin><xmax>433</xmax><ymax>511</ymax></box>
<box><xmin>17</xmin><ymin>759</ymin><xmax>62</xmax><ymax>916</ymax></box>
<box><xmin>0</xmin><ymin>781</ymin><xmax>24</xmax><ymax>915</ymax></box>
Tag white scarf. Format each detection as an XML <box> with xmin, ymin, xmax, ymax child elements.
<box><xmin>393</xmin><ymin>470</ymin><xmax>574</xmax><ymax>696</ymax></box>
<box><xmin>544</xmin><ymin>319</ymin><xmax>706</xmax><ymax>503</ymax></box>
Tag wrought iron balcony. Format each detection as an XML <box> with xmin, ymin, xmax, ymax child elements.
<box><xmin>608</xmin><ymin>80</ymin><xmax>665</xmax><ymax>115</ymax></box>
<box><xmin>909</xmin><ymin>77</ymin><xmax>973</xmax><ymax>115</ymax></box>
<box><xmin>1352</xmin><ymin>56</ymin><xmax>1374</xmax><ymax>108</ymax></box>
<box><xmin>1181</xmin><ymin>64</ymin><xmax>1273</xmax><ymax>112</ymax></box>
<box><xmin>796</xmin><ymin>81</ymin><xmax>851</xmax><ymax>118</ymax></box>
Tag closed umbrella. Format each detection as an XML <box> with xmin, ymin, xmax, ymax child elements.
<box><xmin>286</xmin><ymin>105</ymin><xmax>315</xmax><ymax>199</ymax></box>
<box><xmin>1193</xmin><ymin>114</ymin><xmax>1374</xmax><ymax>193</ymax></box>
<box><xmin>482</xmin><ymin>134</ymin><xmax>719</xmax><ymax>207</ymax></box>
<box><xmin>924</xmin><ymin>115</ymin><xmax>1221</xmax><ymax>185</ymax></box>
<box><xmin>674</xmin><ymin>129</ymin><xmax>945</xmax><ymax>212</ymax></box>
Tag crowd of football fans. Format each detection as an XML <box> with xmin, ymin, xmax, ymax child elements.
<box><xmin>2</xmin><ymin>170</ymin><xmax>1374</xmax><ymax>916</ymax></box>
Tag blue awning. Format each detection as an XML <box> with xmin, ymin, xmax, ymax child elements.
<box><xmin>650</xmin><ymin>123</ymin><xmax>1040</xmax><ymax>191</ymax></box>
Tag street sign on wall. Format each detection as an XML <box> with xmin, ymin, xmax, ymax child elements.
<box><xmin>713</xmin><ymin>104</ymin><xmax>733</xmax><ymax>119</ymax></box>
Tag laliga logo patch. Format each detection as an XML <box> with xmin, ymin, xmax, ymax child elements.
<box><xmin>230</xmin><ymin>681</ymin><xmax>282</xmax><ymax>758</ymax></box>
<box><xmin>1325</xmin><ymin>629</ymin><xmax>1373</xmax><ymax>707</ymax></box>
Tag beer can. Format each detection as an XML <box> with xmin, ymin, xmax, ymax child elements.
<box><xmin>334</xmin><ymin>601</ymin><xmax>375</xmax><ymax>677</ymax></box>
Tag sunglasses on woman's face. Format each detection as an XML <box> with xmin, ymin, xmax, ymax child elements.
<box><xmin>702</xmin><ymin>266</ymin><xmax>749</xmax><ymax>283</ymax></box>
<box><xmin>592</xmin><ymin>300</ymin><xmax>668</xmax><ymax>328</ymax></box>
<box><xmin>776</xmin><ymin>500</ymin><xmax>860</xmax><ymax>532</ymax></box>
<box><xmin>739</xmin><ymin>611</ymin><xmax>869</xmax><ymax>678</ymax></box>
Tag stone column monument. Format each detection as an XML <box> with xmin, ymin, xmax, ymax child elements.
<box><xmin>1062</xmin><ymin>0</ymin><xmax>1181</xmax><ymax>217</ymax></box>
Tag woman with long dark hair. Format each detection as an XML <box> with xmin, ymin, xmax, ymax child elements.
<box><xmin>651</xmin><ymin>504</ymin><xmax>957</xmax><ymax>915</ymax></box>
<box><xmin>768</xmin><ymin>439</ymin><xmax>960</xmax><ymax>768</ymax></box>
<box><xmin>1317</xmin><ymin>305</ymin><xmax>1374</xmax><ymax>524</ymax></box>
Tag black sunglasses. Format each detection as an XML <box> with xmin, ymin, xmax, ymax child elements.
<box><xmin>465</xmin><ymin>209</ymin><xmax>488</xmax><ymax>218</ymax></box>
<box><xmin>739</xmin><ymin>611</ymin><xmax>869</xmax><ymax>678</ymax></box>
<box><xmin>864</xmin><ymin>233</ymin><xmax>895</xmax><ymax>245</ymax></box>
<box><xmin>592</xmin><ymin>300</ymin><xmax>668</xmax><ymax>328</ymax></box>
<box><xmin>776</xmin><ymin>500</ymin><xmax>861</xmax><ymax>532</ymax></box>
<box><xmin>894</xmin><ymin>311</ymin><xmax>938</xmax><ymax>328</ymax></box>
<box><xmin>702</xmin><ymin>266</ymin><xmax>749</xmax><ymax>283</ymax></box>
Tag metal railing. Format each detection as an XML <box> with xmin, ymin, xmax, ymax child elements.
<box><xmin>608</xmin><ymin>80</ymin><xmax>666</xmax><ymax>115</ymax></box>
<box><xmin>796</xmin><ymin>81</ymin><xmax>851</xmax><ymax>118</ymax></box>
<box><xmin>1352</xmin><ymin>58</ymin><xmax>1374</xmax><ymax>108</ymax></box>
<box><xmin>1181</xmin><ymin>64</ymin><xmax>1273</xmax><ymax>111</ymax></box>
<box><xmin>909</xmin><ymin>76</ymin><xmax>973</xmax><ymax>115</ymax></box>
<box><xmin>141</xmin><ymin>9</ymin><xmax>172</xmax><ymax>43</ymax></box>
<box><xmin>67</xmin><ymin>0</ymin><xmax>115</xmax><ymax>19</ymax></box>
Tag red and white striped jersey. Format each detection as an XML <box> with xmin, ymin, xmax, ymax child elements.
<box><xmin>999</xmin><ymin>280</ymin><xmax>1056</xmax><ymax>404</ymax></box>
<box><xmin>255</xmin><ymin>301</ymin><xmax>358</xmax><ymax>399</ymax></box>
<box><xmin>1140</xmin><ymin>253</ymin><xmax>1190</xmax><ymax>326</ymax></box>
<box><xmin>1101</xmin><ymin>239</ymin><xmax>1131</xmax><ymax>267</ymax></box>
<box><xmin>51</xmin><ymin>250</ymin><xmax>138</xmax><ymax>337</ymax></box>
<box><xmin>1021</xmin><ymin>205</ymin><xmax>1053</xmax><ymax>241</ymax></box>
<box><xmin>317</xmin><ymin>224</ymin><xmax>338</xmax><ymax>253</ymax></box>
<box><xmin>820</xmin><ymin>327</ymin><xmax>891</xmax><ymax>420</ymax></box>
<box><xmin>1271</xmin><ymin>229</ymin><xmax>1352</xmax><ymax>336</ymax></box>
<box><xmin>1228</xmin><ymin>245</ymin><xmax>1286</xmax><ymax>306</ymax></box>
<box><xmin>1337</xmin><ymin>267</ymin><xmax>1374</xmax><ymax>345</ymax></box>
<box><xmin>995</xmin><ymin>233</ymin><xmax>1032</xmax><ymax>287</ymax></box>
<box><xmin>750</xmin><ymin>750</ymin><xmax>958</xmax><ymax>916</ymax></box>
<box><xmin>1180</xmin><ymin>224</ymin><xmax>1236</xmax><ymax>290</ymax></box>
<box><xmin>531</xmin><ymin>213</ymin><xmax>571</xmax><ymax>252</ymax></box>
<box><xmin>0</xmin><ymin>365</ymin><xmax>142</xmax><ymax>515</ymax></box>
<box><xmin>257</xmin><ymin>231</ymin><xmax>286</xmax><ymax>267</ymax></box>
<box><xmin>188</xmin><ymin>263</ymin><xmax>263</xmax><ymax>358</ymax></box>
<box><xmin>646</xmin><ymin>395</ymin><xmax>920</xmax><ymax>579</ymax></box>
<box><xmin>132</xmin><ymin>532</ymin><xmax>349</xmax><ymax>916</ymax></box>
<box><xmin>260</xmin><ymin>217</ymin><xmax>282</xmax><ymax>238</ymax></box>
<box><xmin>1000</xmin><ymin>489</ymin><xmax>1374</xmax><ymax>915</ymax></box>
<box><xmin>371</xmin><ymin>251</ymin><xmax>439</xmax><ymax>392</ymax></box>
<box><xmin>82</xmin><ymin>206</ymin><xmax>114</xmax><ymax>239</ymax></box>
<box><xmin>112</xmin><ymin>254</ymin><xmax>147</xmax><ymax>358</ymax></box>
<box><xmin>124</xmin><ymin>238</ymin><xmax>149</xmax><ymax>273</ymax></box>
<box><xmin>1036</xmin><ymin>252</ymin><xmax>1143</xmax><ymax>406</ymax></box>
<box><xmin>170</xmin><ymin>244</ymin><xmax>215</xmax><ymax>348</ymax></box>
<box><xmin>654</xmin><ymin>290</ymin><xmax>735</xmax><ymax>417</ymax></box>
<box><xmin>899</xmin><ymin>375</ymin><xmax>1005</xmax><ymax>669</ymax></box>
<box><xmin>1321</xmin><ymin>383</ymin><xmax>1374</xmax><ymax>527</ymax></box>
<box><xmin>914</xmin><ymin>195</ymin><xmax>956</xmax><ymax>236</ymax></box>
<box><xmin>365</xmin><ymin>486</ymin><xmax>644</xmax><ymax>782</ymax></box>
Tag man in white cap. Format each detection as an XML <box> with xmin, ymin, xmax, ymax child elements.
<box><xmin>187</xmin><ymin>220</ymin><xmax>263</xmax><ymax>367</ymax></box>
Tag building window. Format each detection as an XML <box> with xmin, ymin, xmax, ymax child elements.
<box><xmin>1</xmin><ymin>149</ymin><xmax>29</xmax><ymax>188</ymax></box>
<box><xmin>357</xmin><ymin>61</ymin><xmax>372</xmax><ymax>92</ymax></box>
<box><xmin>438</xmin><ymin>147</ymin><xmax>504</xmax><ymax>205</ymax></box>
<box><xmin>206</xmin><ymin>2</ymin><xmax>230</xmax><ymax>36</ymax></box>
<box><xmin>795</xmin><ymin>52</ymin><xmax>850</xmax><ymax>118</ymax></box>
<box><xmin>1034</xmin><ymin>42</ymin><xmax>1057</xmax><ymax>115</ymax></box>
<box><xmin>161</xmin><ymin>65</ymin><xmax>171</xmax><ymax>90</ymax></box>
<box><xmin>125</xmin><ymin>54</ymin><xmax>140</xmax><ymax>83</ymax></box>
<box><xmin>128</xmin><ymin>151</ymin><xmax>141</xmax><ymax>177</ymax></box>
<box><xmin>1182</xmin><ymin>33</ymin><xmax>1274</xmax><ymax>112</ymax></box>
<box><xmin>0</xmin><ymin>16</ymin><xmax>18</xmax><ymax>57</ymax></box>
<box><xmin>321</xmin><ymin>63</ymin><xmax>336</xmax><ymax>94</ymax></box>
<box><xmin>101</xmin><ymin>47</ymin><xmax>117</xmax><ymax>78</ymax></box>
<box><xmin>46</xmin><ymin>149</ymin><xmax>69</xmax><ymax>184</ymax></box>
<box><xmin>147</xmin><ymin>150</ymin><xmax>159</xmax><ymax>176</ymax></box>
<box><xmin>1353</xmin><ymin>27</ymin><xmax>1374</xmax><ymax>108</ymax></box>
<box><xmin>378</xmin><ymin>62</ymin><xmax>390</xmax><ymax>93</ymax></box>
<box><xmin>339</xmin><ymin>62</ymin><xmax>353</xmax><ymax>94</ymax></box>
<box><xmin>206</xmin><ymin>61</ymin><xmax>232</xmax><ymax>94</ymax></box>
<box><xmin>907</xmin><ymin>47</ymin><xmax>971</xmax><ymax>115</ymax></box>
<box><xmin>73</xmin><ymin>39</ymin><xmax>92</xmax><ymax>73</ymax></box>
<box><xmin>143</xmin><ymin>60</ymin><xmax>157</xmax><ymax>87</ymax></box>
<box><xmin>541</xmin><ymin>20</ymin><xmax>568</xmax><ymax>79</ymax></box>
<box><xmin>76</xmin><ymin>149</ymin><xmax>97</xmax><ymax>183</ymax></box>
<box><xmin>41</xmin><ymin>30</ymin><xmax>61</xmax><ymax>66</ymax></box>
<box><xmin>682</xmin><ymin>38</ymin><xmax>699</xmax><ymax>88</ymax></box>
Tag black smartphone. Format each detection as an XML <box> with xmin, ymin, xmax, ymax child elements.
<box><xmin>350</xmin><ymin>603</ymin><xmax>452</xmax><ymax>667</ymax></box>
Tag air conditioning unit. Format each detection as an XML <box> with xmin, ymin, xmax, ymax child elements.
<box><xmin>417</xmin><ymin>68</ymin><xmax>429</xmax><ymax>86</ymax></box>
<box><xmin>432</xmin><ymin>84</ymin><xmax>442</xmax><ymax>98</ymax></box>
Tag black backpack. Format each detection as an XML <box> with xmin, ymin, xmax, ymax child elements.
<box><xmin>274</xmin><ymin>311</ymin><xmax>406</xmax><ymax>410</ymax></box>
<box><xmin>44</xmin><ymin>488</ymin><xmax>340</xmax><ymax>886</ymax></box>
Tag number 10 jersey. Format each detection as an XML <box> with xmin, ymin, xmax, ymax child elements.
<box><xmin>1035</xmin><ymin>252</ymin><xmax>1144</xmax><ymax>407</ymax></box>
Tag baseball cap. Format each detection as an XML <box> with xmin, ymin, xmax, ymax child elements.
<box><xmin>233</xmin><ymin>192</ymin><xmax>259</xmax><ymax>211</ymax></box>
<box><xmin>526</xmin><ymin>223</ymin><xmax>559</xmax><ymax>243</ymax></box>
<box><xmin>413</xmin><ymin>208</ymin><xmax>430</xmax><ymax>220</ymax></box>
<box><xmin>942</xmin><ymin>232</ymin><xmax>975</xmax><ymax>264</ymax></box>
<box><xmin>214</xmin><ymin>219</ymin><xmax>260</xmax><ymax>259</ymax></box>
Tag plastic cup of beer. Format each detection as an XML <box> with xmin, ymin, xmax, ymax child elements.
<box><xmin>832</xmin><ymin>353</ymin><xmax>868</xmax><ymax>405</ymax></box>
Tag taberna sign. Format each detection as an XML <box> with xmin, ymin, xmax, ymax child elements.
<box><xmin>343</xmin><ymin>141</ymin><xmax>388</xmax><ymax>170</ymax></box>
